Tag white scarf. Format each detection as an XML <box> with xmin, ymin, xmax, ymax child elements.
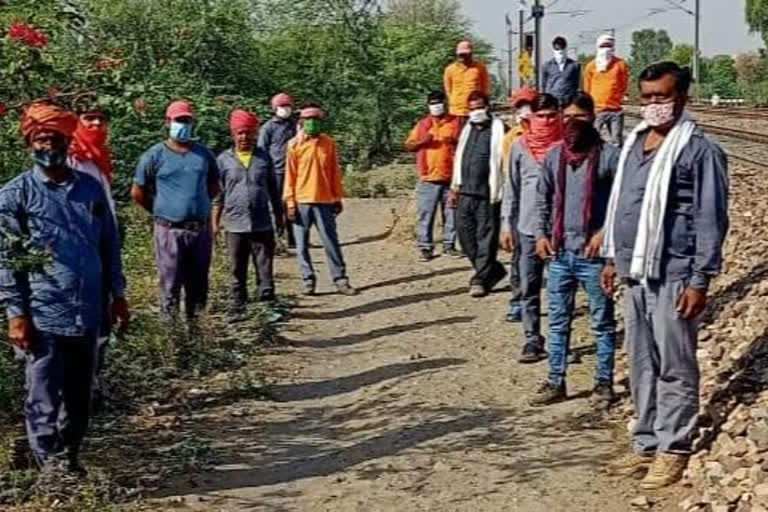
<box><xmin>451</xmin><ymin>117</ymin><xmax>505</xmax><ymax>203</ymax></box>
<box><xmin>601</xmin><ymin>112</ymin><xmax>696</xmax><ymax>284</ymax></box>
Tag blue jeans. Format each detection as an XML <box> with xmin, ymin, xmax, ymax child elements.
<box><xmin>293</xmin><ymin>204</ymin><xmax>348</xmax><ymax>286</ymax></box>
<box><xmin>25</xmin><ymin>330</ymin><xmax>97</xmax><ymax>464</ymax></box>
<box><xmin>416</xmin><ymin>181</ymin><xmax>456</xmax><ymax>252</ymax></box>
<box><xmin>547</xmin><ymin>251</ymin><xmax>616</xmax><ymax>387</ymax></box>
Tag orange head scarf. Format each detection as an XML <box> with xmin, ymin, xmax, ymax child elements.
<box><xmin>21</xmin><ymin>102</ymin><xmax>78</xmax><ymax>140</ymax></box>
<box><xmin>69</xmin><ymin>115</ymin><xmax>113</xmax><ymax>181</ymax></box>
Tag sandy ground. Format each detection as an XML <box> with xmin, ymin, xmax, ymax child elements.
<box><xmin>153</xmin><ymin>198</ymin><xmax>681</xmax><ymax>512</ymax></box>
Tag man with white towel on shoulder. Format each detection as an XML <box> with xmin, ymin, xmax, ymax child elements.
<box><xmin>600</xmin><ymin>62</ymin><xmax>729</xmax><ymax>490</ymax></box>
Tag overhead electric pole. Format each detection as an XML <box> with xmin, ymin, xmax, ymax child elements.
<box><xmin>519</xmin><ymin>9</ymin><xmax>525</xmax><ymax>87</ymax></box>
<box><xmin>532</xmin><ymin>0</ymin><xmax>545</xmax><ymax>89</ymax></box>
<box><xmin>694</xmin><ymin>0</ymin><xmax>701</xmax><ymax>102</ymax></box>
<box><xmin>506</xmin><ymin>14</ymin><xmax>514</xmax><ymax>94</ymax></box>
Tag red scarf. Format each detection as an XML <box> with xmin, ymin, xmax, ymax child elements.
<box><xmin>69</xmin><ymin>122</ymin><xmax>113</xmax><ymax>182</ymax></box>
<box><xmin>520</xmin><ymin>116</ymin><xmax>563</xmax><ymax>164</ymax></box>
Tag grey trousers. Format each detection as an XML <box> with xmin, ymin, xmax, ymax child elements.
<box><xmin>518</xmin><ymin>233</ymin><xmax>545</xmax><ymax>347</ymax></box>
<box><xmin>625</xmin><ymin>279</ymin><xmax>700</xmax><ymax>455</ymax></box>
<box><xmin>595</xmin><ymin>111</ymin><xmax>624</xmax><ymax>146</ymax></box>
<box><xmin>293</xmin><ymin>204</ymin><xmax>348</xmax><ymax>286</ymax></box>
<box><xmin>227</xmin><ymin>230</ymin><xmax>276</xmax><ymax>305</ymax></box>
<box><xmin>416</xmin><ymin>181</ymin><xmax>456</xmax><ymax>252</ymax></box>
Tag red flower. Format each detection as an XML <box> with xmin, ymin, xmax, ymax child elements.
<box><xmin>7</xmin><ymin>23</ymin><xmax>48</xmax><ymax>48</ymax></box>
<box><xmin>0</xmin><ymin>103</ymin><xmax>6</xmax><ymax>117</ymax></box>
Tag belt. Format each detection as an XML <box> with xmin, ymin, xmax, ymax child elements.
<box><xmin>154</xmin><ymin>218</ymin><xmax>207</xmax><ymax>231</ymax></box>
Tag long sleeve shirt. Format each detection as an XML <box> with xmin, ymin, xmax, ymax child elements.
<box><xmin>583</xmin><ymin>57</ymin><xmax>629</xmax><ymax>112</ymax></box>
<box><xmin>542</xmin><ymin>58</ymin><xmax>581</xmax><ymax>105</ymax></box>
<box><xmin>214</xmin><ymin>148</ymin><xmax>282</xmax><ymax>233</ymax></box>
<box><xmin>443</xmin><ymin>60</ymin><xmax>491</xmax><ymax>117</ymax></box>
<box><xmin>284</xmin><ymin>134</ymin><xmax>344</xmax><ymax>208</ymax></box>
<box><xmin>612</xmin><ymin>128</ymin><xmax>729</xmax><ymax>291</ymax></box>
<box><xmin>405</xmin><ymin>115</ymin><xmax>460</xmax><ymax>183</ymax></box>
<box><xmin>534</xmin><ymin>142</ymin><xmax>619</xmax><ymax>252</ymax></box>
<box><xmin>501</xmin><ymin>139</ymin><xmax>543</xmax><ymax>237</ymax></box>
<box><xmin>258</xmin><ymin>117</ymin><xmax>297</xmax><ymax>175</ymax></box>
<box><xmin>0</xmin><ymin>167</ymin><xmax>126</xmax><ymax>336</ymax></box>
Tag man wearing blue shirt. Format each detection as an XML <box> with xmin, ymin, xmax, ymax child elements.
<box><xmin>0</xmin><ymin>102</ymin><xmax>129</xmax><ymax>476</ymax></box>
<box><xmin>131</xmin><ymin>100</ymin><xmax>219</xmax><ymax>319</ymax></box>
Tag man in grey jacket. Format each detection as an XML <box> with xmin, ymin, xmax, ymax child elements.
<box><xmin>601</xmin><ymin>62</ymin><xmax>728</xmax><ymax>490</ymax></box>
<box><xmin>542</xmin><ymin>37</ymin><xmax>580</xmax><ymax>106</ymax></box>
<box><xmin>213</xmin><ymin>109</ymin><xmax>283</xmax><ymax>317</ymax></box>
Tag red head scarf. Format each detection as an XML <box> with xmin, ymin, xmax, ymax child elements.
<box><xmin>520</xmin><ymin>114</ymin><xmax>564</xmax><ymax>165</ymax></box>
<box><xmin>21</xmin><ymin>102</ymin><xmax>78</xmax><ymax>140</ymax></box>
<box><xmin>229</xmin><ymin>109</ymin><xmax>259</xmax><ymax>135</ymax></box>
<box><xmin>271</xmin><ymin>93</ymin><xmax>293</xmax><ymax>110</ymax></box>
<box><xmin>70</xmin><ymin>116</ymin><xmax>113</xmax><ymax>181</ymax></box>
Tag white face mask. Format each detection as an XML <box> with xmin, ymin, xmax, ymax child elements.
<box><xmin>428</xmin><ymin>103</ymin><xmax>445</xmax><ymax>117</ymax></box>
<box><xmin>469</xmin><ymin>109</ymin><xmax>489</xmax><ymax>124</ymax></box>
<box><xmin>515</xmin><ymin>105</ymin><xmax>532</xmax><ymax>124</ymax></box>
<box><xmin>276</xmin><ymin>106</ymin><xmax>292</xmax><ymax>119</ymax></box>
<box><xmin>553</xmin><ymin>49</ymin><xmax>565</xmax><ymax>63</ymax></box>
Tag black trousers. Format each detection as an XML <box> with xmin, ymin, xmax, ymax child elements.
<box><xmin>456</xmin><ymin>194</ymin><xmax>505</xmax><ymax>287</ymax></box>
<box><xmin>227</xmin><ymin>231</ymin><xmax>276</xmax><ymax>305</ymax></box>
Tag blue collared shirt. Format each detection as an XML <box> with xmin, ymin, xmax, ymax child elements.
<box><xmin>0</xmin><ymin>166</ymin><xmax>126</xmax><ymax>336</ymax></box>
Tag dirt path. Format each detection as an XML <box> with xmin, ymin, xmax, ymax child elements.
<box><xmin>157</xmin><ymin>198</ymin><xmax>680</xmax><ymax>512</ymax></box>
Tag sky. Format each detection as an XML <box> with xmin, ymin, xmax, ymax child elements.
<box><xmin>459</xmin><ymin>0</ymin><xmax>764</xmax><ymax>66</ymax></box>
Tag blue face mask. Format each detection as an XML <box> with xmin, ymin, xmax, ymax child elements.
<box><xmin>32</xmin><ymin>148</ymin><xmax>68</xmax><ymax>169</ymax></box>
<box><xmin>169</xmin><ymin>120</ymin><xmax>194</xmax><ymax>142</ymax></box>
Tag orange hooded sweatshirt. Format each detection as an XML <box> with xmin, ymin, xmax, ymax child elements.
<box><xmin>443</xmin><ymin>60</ymin><xmax>491</xmax><ymax>116</ymax></box>
<box><xmin>583</xmin><ymin>57</ymin><xmax>629</xmax><ymax>112</ymax></box>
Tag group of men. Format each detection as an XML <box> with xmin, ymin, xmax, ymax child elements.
<box><xmin>407</xmin><ymin>37</ymin><xmax>728</xmax><ymax>489</ymax></box>
<box><xmin>0</xmin><ymin>92</ymin><xmax>355</xmax><ymax>476</ymax></box>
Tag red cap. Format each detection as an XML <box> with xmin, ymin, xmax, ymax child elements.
<box><xmin>271</xmin><ymin>93</ymin><xmax>293</xmax><ymax>109</ymax></box>
<box><xmin>165</xmin><ymin>100</ymin><xmax>194</xmax><ymax>121</ymax></box>
<box><xmin>510</xmin><ymin>87</ymin><xmax>538</xmax><ymax>108</ymax></box>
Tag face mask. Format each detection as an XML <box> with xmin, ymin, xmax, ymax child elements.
<box><xmin>32</xmin><ymin>147</ymin><xmax>68</xmax><ymax>169</ymax></box>
<box><xmin>169</xmin><ymin>121</ymin><xmax>194</xmax><ymax>142</ymax></box>
<box><xmin>303</xmin><ymin>118</ymin><xmax>321</xmax><ymax>136</ymax></box>
<box><xmin>276</xmin><ymin>107</ymin><xmax>292</xmax><ymax>119</ymax></box>
<box><xmin>641</xmin><ymin>102</ymin><xmax>677</xmax><ymax>127</ymax></box>
<box><xmin>469</xmin><ymin>109</ymin><xmax>489</xmax><ymax>124</ymax></box>
<box><xmin>553</xmin><ymin>49</ymin><xmax>565</xmax><ymax>63</ymax></box>
<box><xmin>428</xmin><ymin>103</ymin><xmax>445</xmax><ymax>117</ymax></box>
<box><xmin>564</xmin><ymin>118</ymin><xmax>598</xmax><ymax>151</ymax></box>
<box><xmin>597</xmin><ymin>47</ymin><xmax>615</xmax><ymax>60</ymax></box>
<box><xmin>515</xmin><ymin>105</ymin><xmax>532</xmax><ymax>124</ymax></box>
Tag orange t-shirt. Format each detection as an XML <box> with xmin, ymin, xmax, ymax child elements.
<box><xmin>405</xmin><ymin>115</ymin><xmax>460</xmax><ymax>183</ymax></box>
<box><xmin>443</xmin><ymin>60</ymin><xmax>491</xmax><ymax>116</ymax></box>
<box><xmin>583</xmin><ymin>57</ymin><xmax>629</xmax><ymax>112</ymax></box>
<box><xmin>284</xmin><ymin>134</ymin><xmax>344</xmax><ymax>207</ymax></box>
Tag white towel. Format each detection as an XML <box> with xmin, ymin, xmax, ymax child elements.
<box><xmin>601</xmin><ymin>112</ymin><xmax>696</xmax><ymax>284</ymax></box>
<box><xmin>451</xmin><ymin>117</ymin><xmax>505</xmax><ymax>203</ymax></box>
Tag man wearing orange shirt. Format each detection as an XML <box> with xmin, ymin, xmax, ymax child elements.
<box><xmin>583</xmin><ymin>34</ymin><xmax>629</xmax><ymax>146</ymax></box>
<box><xmin>284</xmin><ymin>105</ymin><xmax>356</xmax><ymax>296</ymax></box>
<box><xmin>444</xmin><ymin>40</ymin><xmax>491</xmax><ymax>121</ymax></box>
<box><xmin>405</xmin><ymin>90</ymin><xmax>462</xmax><ymax>261</ymax></box>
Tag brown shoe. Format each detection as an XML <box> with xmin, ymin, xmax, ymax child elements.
<box><xmin>608</xmin><ymin>452</ymin><xmax>654</xmax><ymax>477</ymax></box>
<box><xmin>640</xmin><ymin>453</ymin><xmax>688</xmax><ymax>490</ymax></box>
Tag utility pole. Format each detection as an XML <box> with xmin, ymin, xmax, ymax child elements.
<box><xmin>532</xmin><ymin>0</ymin><xmax>545</xmax><ymax>89</ymax></box>
<box><xmin>506</xmin><ymin>14</ymin><xmax>514</xmax><ymax>94</ymax></box>
<box><xmin>694</xmin><ymin>0</ymin><xmax>701</xmax><ymax>102</ymax></box>
<box><xmin>519</xmin><ymin>9</ymin><xmax>525</xmax><ymax>87</ymax></box>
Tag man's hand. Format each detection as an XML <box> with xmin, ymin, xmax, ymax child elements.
<box><xmin>211</xmin><ymin>222</ymin><xmax>220</xmax><ymax>241</ymax></box>
<box><xmin>447</xmin><ymin>190</ymin><xmax>458</xmax><ymax>209</ymax></box>
<box><xmin>287</xmin><ymin>205</ymin><xmax>297</xmax><ymax>222</ymax></box>
<box><xmin>536</xmin><ymin>237</ymin><xmax>554</xmax><ymax>260</ymax></box>
<box><xmin>419</xmin><ymin>134</ymin><xmax>434</xmax><ymax>147</ymax></box>
<box><xmin>500</xmin><ymin>230</ymin><xmax>514</xmax><ymax>252</ymax></box>
<box><xmin>677</xmin><ymin>287</ymin><xmax>707</xmax><ymax>320</ymax></box>
<box><xmin>8</xmin><ymin>315</ymin><xmax>32</xmax><ymax>351</ymax></box>
<box><xmin>111</xmin><ymin>297</ymin><xmax>130</xmax><ymax>331</ymax></box>
<box><xmin>600</xmin><ymin>263</ymin><xmax>617</xmax><ymax>297</ymax></box>
<box><xmin>334</xmin><ymin>202</ymin><xmax>343</xmax><ymax>216</ymax></box>
<box><xmin>585</xmin><ymin>232</ymin><xmax>603</xmax><ymax>259</ymax></box>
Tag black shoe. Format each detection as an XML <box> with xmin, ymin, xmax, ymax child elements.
<box><xmin>530</xmin><ymin>381</ymin><xmax>567</xmax><ymax>406</ymax></box>
<box><xmin>419</xmin><ymin>249</ymin><xmax>434</xmax><ymax>262</ymax></box>
<box><xmin>443</xmin><ymin>247</ymin><xmax>463</xmax><ymax>259</ymax></box>
<box><xmin>590</xmin><ymin>382</ymin><xmax>616</xmax><ymax>410</ymax></box>
<box><xmin>67</xmin><ymin>458</ymin><xmax>88</xmax><ymax>478</ymax></box>
<box><xmin>485</xmin><ymin>264</ymin><xmax>508</xmax><ymax>292</ymax></box>
<box><xmin>518</xmin><ymin>343</ymin><xmax>547</xmax><ymax>364</ymax></box>
<box><xmin>303</xmin><ymin>282</ymin><xmax>316</xmax><ymax>296</ymax></box>
<box><xmin>259</xmin><ymin>289</ymin><xmax>276</xmax><ymax>302</ymax></box>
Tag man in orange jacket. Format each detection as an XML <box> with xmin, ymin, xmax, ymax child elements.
<box><xmin>284</xmin><ymin>105</ymin><xmax>356</xmax><ymax>296</ymax></box>
<box><xmin>444</xmin><ymin>40</ymin><xmax>491</xmax><ymax>121</ymax></box>
<box><xmin>583</xmin><ymin>34</ymin><xmax>629</xmax><ymax>146</ymax></box>
<box><xmin>405</xmin><ymin>90</ymin><xmax>462</xmax><ymax>262</ymax></box>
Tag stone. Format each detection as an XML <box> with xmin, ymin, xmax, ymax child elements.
<box><xmin>757</xmin><ymin>483</ymin><xmax>768</xmax><ymax>497</ymax></box>
<box><xmin>719</xmin><ymin>454</ymin><xmax>747</xmax><ymax>473</ymax></box>
<box><xmin>749</xmin><ymin>421</ymin><xmax>768</xmax><ymax>452</ymax></box>
<box><xmin>723</xmin><ymin>485</ymin><xmax>744</xmax><ymax>504</ymax></box>
<box><xmin>630</xmin><ymin>496</ymin><xmax>651</xmax><ymax>509</ymax></box>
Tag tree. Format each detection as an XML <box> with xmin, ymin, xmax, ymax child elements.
<box><xmin>630</xmin><ymin>28</ymin><xmax>673</xmax><ymax>75</ymax></box>
<box><xmin>734</xmin><ymin>51</ymin><xmax>768</xmax><ymax>84</ymax></box>
<box><xmin>708</xmin><ymin>55</ymin><xmax>739</xmax><ymax>97</ymax></box>
<box><xmin>746</xmin><ymin>0</ymin><xmax>768</xmax><ymax>48</ymax></box>
<box><xmin>666</xmin><ymin>44</ymin><xmax>694</xmax><ymax>68</ymax></box>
